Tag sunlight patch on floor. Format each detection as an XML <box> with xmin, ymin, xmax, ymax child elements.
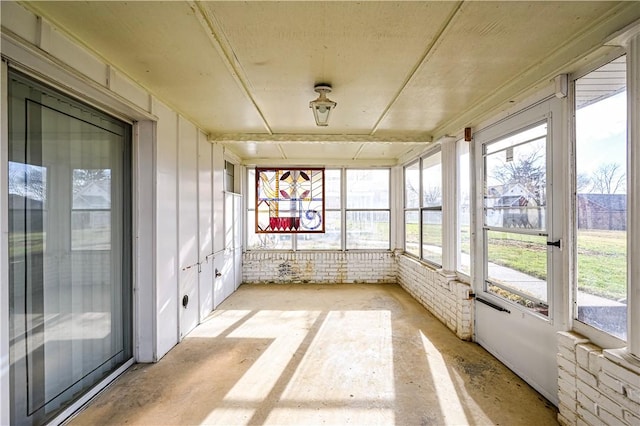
<box><xmin>420</xmin><ymin>330</ymin><xmax>468</xmax><ymax>425</ymax></box>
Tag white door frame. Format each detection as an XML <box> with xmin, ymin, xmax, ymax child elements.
<box><xmin>473</xmin><ymin>95</ymin><xmax>566</xmax><ymax>405</ymax></box>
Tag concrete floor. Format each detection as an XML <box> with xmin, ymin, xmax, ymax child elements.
<box><xmin>70</xmin><ymin>284</ymin><xmax>558</xmax><ymax>425</ymax></box>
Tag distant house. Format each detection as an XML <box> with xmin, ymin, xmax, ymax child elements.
<box><xmin>72</xmin><ymin>181</ymin><xmax>111</xmax><ymax>230</ymax></box>
<box><xmin>486</xmin><ymin>183</ymin><xmax>543</xmax><ymax>228</ymax></box>
<box><xmin>73</xmin><ymin>181</ymin><xmax>111</xmax><ymax>209</ymax></box>
<box><xmin>577</xmin><ymin>194</ymin><xmax>626</xmax><ymax>231</ymax></box>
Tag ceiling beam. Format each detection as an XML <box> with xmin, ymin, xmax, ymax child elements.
<box><xmin>209</xmin><ymin>133</ymin><xmax>432</xmax><ymax>144</ymax></box>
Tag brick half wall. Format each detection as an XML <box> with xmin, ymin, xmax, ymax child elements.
<box><xmin>557</xmin><ymin>331</ymin><xmax>640</xmax><ymax>425</ymax></box>
<box><xmin>242</xmin><ymin>251</ymin><xmax>397</xmax><ymax>284</ymax></box>
<box><xmin>396</xmin><ymin>254</ymin><xmax>473</xmax><ymax>340</ymax></box>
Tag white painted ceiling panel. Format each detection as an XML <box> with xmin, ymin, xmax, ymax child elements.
<box><xmin>18</xmin><ymin>1</ymin><xmax>640</xmax><ymax>164</ymax></box>
<box><xmin>376</xmin><ymin>1</ymin><xmax>629</xmax><ymax>135</ymax></box>
<box><xmin>205</xmin><ymin>1</ymin><xmax>459</xmax><ymax>135</ymax></box>
<box><xmin>26</xmin><ymin>1</ymin><xmax>268</xmax><ymax>134</ymax></box>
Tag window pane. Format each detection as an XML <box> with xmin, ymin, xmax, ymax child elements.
<box><xmin>575</xmin><ymin>56</ymin><xmax>627</xmax><ymax>340</ymax></box>
<box><xmin>457</xmin><ymin>140</ymin><xmax>471</xmax><ymax>274</ymax></box>
<box><xmin>484</xmin><ymin>123</ymin><xmax>547</xmax><ymax>231</ymax></box>
<box><xmin>246</xmin><ymin>211</ymin><xmax>292</xmax><ymax>249</ymax></box>
<box><xmin>72</xmin><ymin>169</ymin><xmax>111</xmax><ymax>250</ymax></box>
<box><xmin>486</xmin><ymin>231</ymin><xmax>548</xmax><ymax>316</ymax></box>
<box><xmin>404</xmin><ymin>210</ymin><xmax>419</xmax><ymax>256</ymax></box>
<box><xmin>404</xmin><ymin>161</ymin><xmax>420</xmax><ymax>208</ymax></box>
<box><xmin>297</xmin><ymin>211</ymin><xmax>341</xmax><ymax>250</ymax></box>
<box><xmin>422</xmin><ymin>210</ymin><xmax>442</xmax><ymax>265</ymax></box>
<box><xmin>422</xmin><ymin>152</ymin><xmax>442</xmax><ymax>207</ymax></box>
<box><xmin>325</xmin><ymin>169</ymin><xmax>341</xmax><ymax>209</ymax></box>
<box><xmin>8</xmin><ymin>71</ymin><xmax>132</xmax><ymax>424</ymax></box>
<box><xmin>346</xmin><ymin>211</ymin><xmax>390</xmax><ymax>249</ymax></box>
<box><xmin>247</xmin><ymin>168</ymin><xmax>255</xmax><ymax>209</ymax></box>
<box><xmin>346</xmin><ymin>169</ymin><xmax>389</xmax><ymax>209</ymax></box>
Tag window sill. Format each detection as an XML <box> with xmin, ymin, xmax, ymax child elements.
<box><xmin>603</xmin><ymin>348</ymin><xmax>640</xmax><ymax>376</ymax></box>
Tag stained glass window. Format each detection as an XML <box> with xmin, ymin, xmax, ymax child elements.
<box><xmin>255</xmin><ymin>168</ymin><xmax>325</xmax><ymax>233</ymax></box>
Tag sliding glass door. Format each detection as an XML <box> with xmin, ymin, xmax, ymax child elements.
<box><xmin>8</xmin><ymin>71</ymin><xmax>132</xmax><ymax>425</ymax></box>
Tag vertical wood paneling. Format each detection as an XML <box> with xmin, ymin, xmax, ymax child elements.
<box><xmin>198</xmin><ymin>134</ymin><xmax>213</xmax><ymax>319</ymax></box>
<box><xmin>178</xmin><ymin>116</ymin><xmax>199</xmax><ymax>338</ymax></box>
<box><xmin>212</xmin><ymin>144</ymin><xmax>225</xmax><ymax>254</ymax></box>
<box><xmin>153</xmin><ymin>100</ymin><xmax>179</xmax><ymax>359</ymax></box>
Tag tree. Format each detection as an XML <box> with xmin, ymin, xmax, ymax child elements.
<box><xmin>590</xmin><ymin>163</ymin><xmax>625</xmax><ymax>194</ymax></box>
<box><xmin>576</xmin><ymin>173</ymin><xmax>591</xmax><ymax>192</ymax></box>
<box><xmin>491</xmin><ymin>147</ymin><xmax>545</xmax><ymax>205</ymax></box>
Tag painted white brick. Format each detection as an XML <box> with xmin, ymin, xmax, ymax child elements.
<box><xmin>559</xmin><ymin>353</ymin><xmax>577</xmax><ymax>374</ymax></box>
<box><xmin>576</xmin><ymin>343</ymin><xmax>600</xmax><ymax>370</ymax></box>
<box><xmin>560</xmin><ymin>345</ymin><xmax>577</xmax><ymax>361</ymax></box>
<box><xmin>559</xmin><ymin>377</ymin><xmax>577</xmax><ymax>400</ymax></box>
<box><xmin>626</xmin><ymin>385</ymin><xmax>640</xmax><ymax>404</ymax></box>
<box><xmin>588</xmin><ymin>350</ymin><xmax>602</xmax><ymax>376</ymax></box>
<box><xmin>599</xmin><ymin>371</ymin><xmax>625</xmax><ymax>395</ymax></box>
<box><xmin>559</xmin><ymin>401</ymin><xmax>577</xmax><ymax>422</ymax></box>
<box><xmin>578</xmin><ymin>367</ymin><xmax>598</xmax><ymax>388</ymax></box>
<box><xmin>577</xmin><ymin>405</ymin><xmax>600</xmax><ymax>426</ymax></box>
<box><xmin>602</xmin><ymin>358</ymin><xmax>640</xmax><ymax>389</ymax></box>
<box><xmin>558</xmin><ymin>331</ymin><xmax>589</xmax><ymax>353</ymax></box>
<box><xmin>598</xmin><ymin>408</ymin><xmax>625</xmax><ymax>426</ymax></box>
<box><xmin>624</xmin><ymin>408</ymin><xmax>640</xmax><ymax>424</ymax></box>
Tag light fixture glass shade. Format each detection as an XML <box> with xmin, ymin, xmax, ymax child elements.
<box><xmin>309</xmin><ymin>85</ymin><xmax>336</xmax><ymax>126</ymax></box>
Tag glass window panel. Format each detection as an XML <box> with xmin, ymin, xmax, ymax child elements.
<box><xmin>247</xmin><ymin>168</ymin><xmax>255</xmax><ymax>209</ymax></box>
<box><xmin>486</xmin><ymin>231</ymin><xmax>548</xmax><ymax>316</ymax></box>
<box><xmin>297</xmin><ymin>211</ymin><xmax>342</xmax><ymax>250</ymax></box>
<box><xmin>247</xmin><ymin>211</ymin><xmax>292</xmax><ymax>249</ymax></box>
<box><xmin>484</xmin><ymin>126</ymin><xmax>546</xmax><ymax>231</ymax></box>
<box><xmin>256</xmin><ymin>168</ymin><xmax>325</xmax><ymax>233</ymax></box>
<box><xmin>457</xmin><ymin>140</ymin><xmax>471</xmax><ymax>274</ymax></box>
<box><xmin>325</xmin><ymin>169</ymin><xmax>341</xmax><ymax>210</ymax></box>
<box><xmin>404</xmin><ymin>161</ymin><xmax>420</xmax><ymax>209</ymax></box>
<box><xmin>8</xmin><ymin>72</ymin><xmax>132</xmax><ymax>424</ymax></box>
<box><xmin>346</xmin><ymin>211</ymin><xmax>390</xmax><ymax>249</ymax></box>
<box><xmin>72</xmin><ymin>169</ymin><xmax>111</xmax><ymax>250</ymax></box>
<box><xmin>346</xmin><ymin>169</ymin><xmax>389</xmax><ymax>209</ymax></box>
<box><xmin>422</xmin><ymin>152</ymin><xmax>442</xmax><ymax>207</ymax></box>
<box><xmin>422</xmin><ymin>210</ymin><xmax>442</xmax><ymax>265</ymax></box>
<box><xmin>485</xmin><ymin>123</ymin><xmax>547</xmax><ymax>154</ymax></box>
<box><xmin>575</xmin><ymin>56</ymin><xmax>627</xmax><ymax>340</ymax></box>
<box><xmin>404</xmin><ymin>210</ymin><xmax>419</xmax><ymax>256</ymax></box>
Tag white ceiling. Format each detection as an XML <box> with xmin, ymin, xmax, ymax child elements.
<box><xmin>22</xmin><ymin>1</ymin><xmax>640</xmax><ymax>165</ymax></box>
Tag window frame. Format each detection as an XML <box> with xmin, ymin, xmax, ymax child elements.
<box><xmin>246</xmin><ymin>167</ymin><xmax>391</xmax><ymax>251</ymax></box>
<box><xmin>570</xmin><ymin>50</ymin><xmax>629</xmax><ymax>349</ymax></box>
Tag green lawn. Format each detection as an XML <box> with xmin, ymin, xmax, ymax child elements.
<box><xmin>411</xmin><ymin>225</ymin><xmax>626</xmax><ymax>301</ymax></box>
<box><xmin>485</xmin><ymin>229</ymin><xmax>626</xmax><ymax>301</ymax></box>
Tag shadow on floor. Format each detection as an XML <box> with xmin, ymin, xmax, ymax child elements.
<box><xmin>70</xmin><ymin>284</ymin><xmax>558</xmax><ymax>425</ymax></box>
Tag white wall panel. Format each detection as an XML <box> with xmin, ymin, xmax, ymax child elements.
<box><xmin>199</xmin><ymin>261</ymin><xmax>214</xmax><ymax>320</ymax></box>
<box><xmin>178</xmin><ymin>116</ymin><xmax>199</xmax><ymax>338</ymax></box>
<box><xmin>223</xmin><ymin>250</ymin><xmax>235</xmax><ymax>300</ymax></box>
<box><xmin>198</xmin><ymin>134</ymin><xmax>213</xmax><ymax>319</ymax></box>
<box><xmin>134</xmin><ymin>120</ymin><xmax>155</xmax><ymax>362</ymax></box>
<box><xmin>154</xmin><ymin>99</ymin><xmax>179</xmax><ymax>359</ymax></box>
<box><xmin>1</xmin><ymin>2</ymin><xmax>39</xmax><ymax>46</ymax></box>
<box><xmin>41</xmin><ymin>21</ymin><xmax>107</xmax><ymax>84</ymax></box>
<box><xmin>212</xmin><ymin>144</ymin><xmax>225</xmax><ymax>253</ymax></box>
<box><xmin>224</xmin><ymin>192</ymin><xmax>234</xmax><ymax>251</ymax></box>
<box><xmin>213</xmin><ymin>255</ymin><xmax>225</xmax><ymax>309</ymax></box>
<box><xmin>234</xmin><ymin>248</ymin><xmax>242</xmax><ymax>290</ymax></box>
<box><xmin>110</xmin><ymin>68</ymin><xmax>150</xmax><ymax>112</ymax></box>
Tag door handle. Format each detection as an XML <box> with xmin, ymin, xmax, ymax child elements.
<box><xmin>476</xmin><ymin>296</ymin><xmax>511</xmax><ymax>314</ymax></box>
<box><xmin>547</xmin><ymin>240</ymin><xmax>561</xmax><ymax>248</ymax></box>
<box><xmin>215</xmin><ymin>268</ymin><xmax>222</xmax><ymax>278</ymax></box>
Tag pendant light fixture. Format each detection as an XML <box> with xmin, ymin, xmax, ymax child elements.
<box><xmin>309</xmin><ymin>84</ymin><xmax>337</xmax><ymax>126</ymax></box>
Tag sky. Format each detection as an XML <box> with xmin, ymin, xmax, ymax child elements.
<box><xmin>576</xmin><ymin>91</ymin><xmax>627</xmax><ymax>177</ymax></box>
